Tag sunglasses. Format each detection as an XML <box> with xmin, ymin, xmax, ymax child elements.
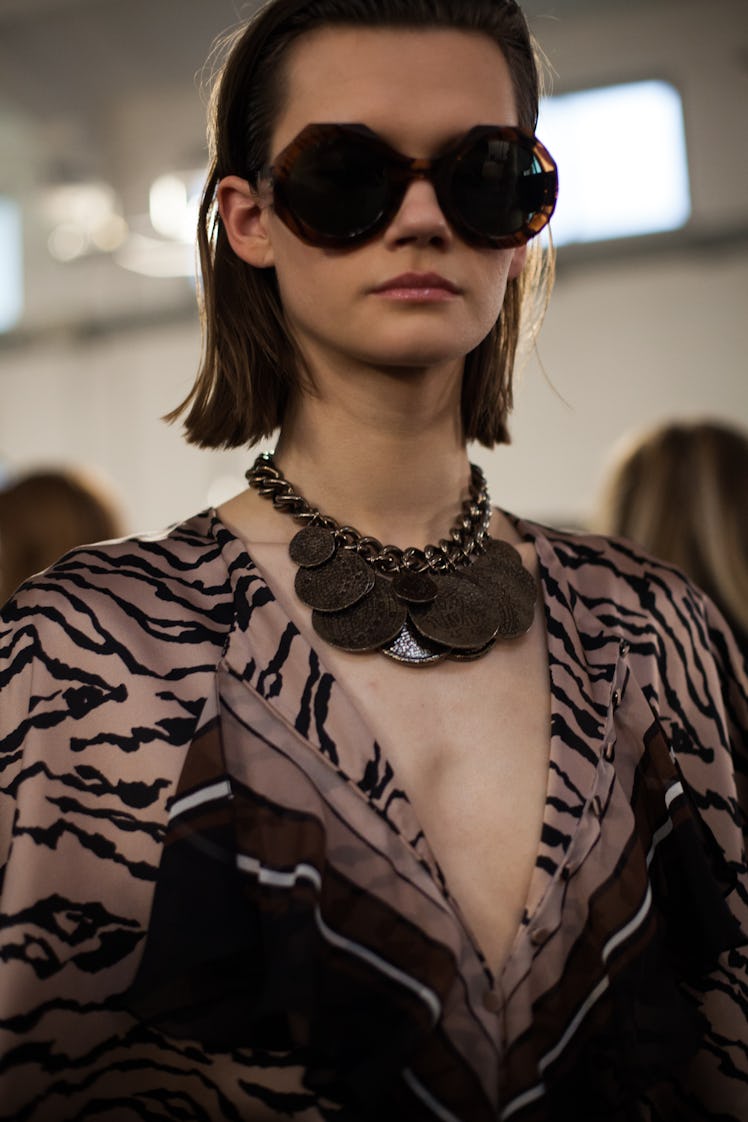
<box><xmin>259</xmin><ymin>123</ymin><xmax>558</xmax><ymax>250</ymax></box>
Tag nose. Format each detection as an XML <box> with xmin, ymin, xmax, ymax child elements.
<box><xmin>383</xmin><ymin>176</ymin><xmax>453</xmax><ymax>248</ymax></box>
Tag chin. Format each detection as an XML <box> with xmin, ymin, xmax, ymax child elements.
<box><xmin>358</xmin><ymin>349</ymin><xmax>462</xmax><ymax>372</ymax></box>
<box><xmin>363</xmin><ymin>330</ymin><xmax>482</xmax><ymax>369</ymax></box>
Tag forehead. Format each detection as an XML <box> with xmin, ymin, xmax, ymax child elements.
<box><xmin>272</xmin><ymin>26</ymin><xmax>518</xmax><ymax>154</ymax></box>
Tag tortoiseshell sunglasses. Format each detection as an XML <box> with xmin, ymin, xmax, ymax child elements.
<box><xmin>259</xmin><ymin>122</ymin><xmax>558</xmax><ymax>249</ymax></box>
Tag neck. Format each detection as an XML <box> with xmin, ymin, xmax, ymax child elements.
<box><xmin>273</xmin><ymin>358</ymin><xmax>473</xmax><ymax>549</ymax></box>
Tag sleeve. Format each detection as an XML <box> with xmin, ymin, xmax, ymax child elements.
<box><xmin>670</xmin><ymin>594</ymin><xmax>748</xmax><ymax>1120</ymax></box>
<box><xmin>0</xmin><ymin>554</ymin><xmax>224</xmax><ymax>1122</ymax></box>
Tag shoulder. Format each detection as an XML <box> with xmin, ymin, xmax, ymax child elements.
<box><xmin>0</xmin><ymin>511</ymin><xmax>243</xmax><ymax>735</ymax></box>
<box><xmin>523</xmin><ymin>518</ymin><xmax>720</xmax><ymax>641</ymax></box>
<box><xmin>0</xmin><ymin>511</ymin><xmax>249</xmax><ymax>864</ymax></box>
<box><xmin>2</xmin><ymin>509</ymin><xmax>238</xmax><ymax>635</ymax></box>
<box><xmin>529</xmin><ymin>516</ymin><xmax>748</xmax><ymax>822</ymax></box>
<box><xmin>524</xmin><ymin>515</ymin><xmax>747</xmax><ymax>744</ymax></box>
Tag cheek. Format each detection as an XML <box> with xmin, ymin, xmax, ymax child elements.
<box><xmin>273</xmin><ymin>245</ymin><xmax>363</xmax><ymax>333</ymax></box>
<box><xmin>271</xmin><ymin>267</ymin><xmax>315</xmax><ymax>334</ymax></box>
<box><xmin>474</xmin><ymin>255</ymin><xmax>514</xmax><ymax>326</ymax></box>
<box><xmin>269</xmin><ymin>226</ymin><xmax>336</xmax><ymax>313</ymax></box>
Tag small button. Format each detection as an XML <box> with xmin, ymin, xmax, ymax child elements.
<box><xmin>603</xmin><ymin>740</ymin><xmax>615</xmax><ymax>762</ymax></box>
<box><xmin>612</xmin><ymin>688</ymin><xmax>621</xmax><ymax>708</ymax></box>
<box><xmin>619</xmin><ymin>639</ymin><xmax>630</xmax><ymax>657</ymax></box>
<box><xmin>529</xmin><ymin>926</ymin><xmax>549</xmax><ymax>946</ymax></box>
<box><xmin>483</xmin><ymin>989</ymin><xmax>502</xmax><ymax>1013</ymax></box>
<box><xmin>590</xmin><ymin>794</ymin><xmax>604</xmax><ymax>818</ymax></box>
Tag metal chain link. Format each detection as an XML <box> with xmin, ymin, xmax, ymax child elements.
<box><xmin>245</xmin><ymin>451</ymin><xmax>491</xmax><ymax>574</ymax></box>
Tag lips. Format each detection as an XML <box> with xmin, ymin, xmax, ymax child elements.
<box><xmin>372</xmin><ymin>272</ymin><xmax>461</xmax><ymax>294</ymax></box>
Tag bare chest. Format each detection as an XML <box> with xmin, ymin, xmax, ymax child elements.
<box><xmin>324</xmin><ymin>600</ymin><xmax>551</xmax><ymax>974</ymax></box>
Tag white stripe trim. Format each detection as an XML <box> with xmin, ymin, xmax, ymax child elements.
<box><xmin>602</xmin><ymin>882</ymin><xmax>652</xmax><ymax>963</ymax></box>
<box><xmin>500</xmin><ymin>783</ymin><xmax>684</xmax><ymax>1120</ymax></box>
<box><xmin>236</xmin><ymin>853</ymin><xmax>323</xmax><ymax>891</ymax></box>
<box><xmin>403</xmin><ymin>1069</ymin><xmax>464</xmax><ymax>1122</ymax></box>
<box><xmin>502</xmin><ymin>879</ymin><xmax>657</xmax><ymax>1119</ymax></box>
<box><xmin>539</xmin><ymin>974</ymin><xmax>610</xmax><ymax>1074</ymax></box>
<box><xmin>646</xmin><ymin>818</ymin><xmax>673</xmax><ymax>869</ymax></box>
<box><xmin>499</xmin><ymin>1079</ymin><xmax>547</xmax><ymax>1120</ymax></box>
<box><xmin>314</xmin><ymin>909</ymin><xmax>441</xmax><ymax>1025</ymax></box>
<box><xmin>501</xmin><ymin>975</ymin><xmax>609</xmax><ymax>1121</ymax></box>
<box><xmin>645</xmin><ymin>780</ymin><xmax>683</xmax><ymax>867</ymax></box>
<box><xmin>169</xmin><ymin>778</ymin><xmax>232</xmax><ymax>820</ymax></box>
<box><xmin>235</xmin><ymin>854</ymin><xmax>442</xmax><ymax>1026</ymax></box>
<box><xmin>665</xmin><ymin>780</ymin><xmax>684</xmax><ymax>810</ymax></box>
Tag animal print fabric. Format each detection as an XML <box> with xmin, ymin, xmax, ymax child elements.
<box><xmin>1</xmin><ymin>510</ymin><xmax>746</xmax><ymax>1121</ymax></box>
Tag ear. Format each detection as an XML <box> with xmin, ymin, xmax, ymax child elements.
<box><xmin>216</xmin><ymin>175</ymin><xmax>275</xmax><ymax>269</ymax></box>
<box><xmin>507</xmin><ymin>243</ymin><xmax>528</xmax><ymax>280</ymax></box>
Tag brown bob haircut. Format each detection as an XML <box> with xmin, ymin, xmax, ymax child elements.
<box><xmin>169</xmin><ymin>0</ymin><xmax>554</xmax><ymax>450</ymax></box>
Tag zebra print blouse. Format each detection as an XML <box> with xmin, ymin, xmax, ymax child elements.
<box><xmin>1</xmin><ymin>509</ymin><xmax>746</xmax><ymax>1121</ymax></box>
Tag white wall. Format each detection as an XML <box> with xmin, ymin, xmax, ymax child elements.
<box><xmin>484</xmin><ymin>249</ymin><xmax>748</xmax><ymax>525</ymax></box>
<box><xmin>0</xmin><ymin>321</ymin><xmax>252</xmax><ymax>531</ymax></box>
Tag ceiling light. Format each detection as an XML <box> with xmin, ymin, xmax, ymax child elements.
<box><xmin>149</xmin><ymin>170</ymin><xmax>203</xmax><ymax>243</ymax></box>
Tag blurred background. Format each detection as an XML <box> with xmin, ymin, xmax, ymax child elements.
<box><xmin>0</xmin><ymin>0</ymin><xmax>746</xmax><ymax>534</ymax></box>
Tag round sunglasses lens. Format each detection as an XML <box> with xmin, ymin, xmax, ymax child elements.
<box><xmin>284</xmin><ymin>136</ymin><xmax>390</xmax><ymax>240</ymax></box>
<box><xmin>451</xmin><ymin>135</ymin><xmax>542</xmax><ymax>239</ymax></box>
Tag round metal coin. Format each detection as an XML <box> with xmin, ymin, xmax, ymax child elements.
<box><xmin>289</xmin><ymin>524</ymin><xmax>337</xmax><ymax>567</ymax></box>
<box><xmin>295</xmin><ymin>550</ymin><xmax>374</xmax><ymax>612</ymax></box>
<box><xmin>312</xmin><ymin>576</ymin><xmax>407</xmax><ymax>651</ymax></box>
<box><xmin>469</xmin><ymin>569</ymin><xmax>536</xmax><ymax>638</ymax></box>
<box><xmin>471</xmin><ymin>538</ymin><xmax>524</xmax><ymax>575</ymax></box>
<box><xmin>500</xmin><ymin>569</ymin><xmax>536</xmax><ymax>635</ymax></box>
<box><xmin>409</xmin><ymin>571</ymin><xmax>501</xmax><ymax>650</ymax></box>
<box><xmin>391</xmin><ymin>569</ymin><xmax>439</xmax><ymax>604</ymax></box>
<box><xmin>464</xmin><ymin>549</ymin><xmax>536</xmax><ymax>638</ymax></box>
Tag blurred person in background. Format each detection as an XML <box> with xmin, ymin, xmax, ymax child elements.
<box><xmin>0</xmin><ymin>467</ymin><xmax>125</xmax><ymax>606</ymax></box>
<box><xmin>595</xmin><ymin>419</ymin><xmax>748</xmax><ymax>662</ymax></box>
<box><xmin>0</xmin><ymin>1</ymin><xmax>746</xmax><ymax>1120</ymax></box>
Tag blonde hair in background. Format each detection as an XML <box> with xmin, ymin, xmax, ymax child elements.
<box><xmin>595</xmin><ymin>419</ymin><xmax>748</xmax><ymax>637</ymax></box>
<box><xmin>0</xmin><ymin>467</ymin><xmax>126</xmax><ymax>605</ymax></box>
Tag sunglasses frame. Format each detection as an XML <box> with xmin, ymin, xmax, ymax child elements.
<box><xmin>260</xmin><ymin>122</ymin><xmax>558</xmax><ymax>249</ymax></box>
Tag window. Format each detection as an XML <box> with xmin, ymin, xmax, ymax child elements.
<box><xmin>0</xmin><ymin>197</ymin><xmax>23</xmax><ymax>332</ymax></box>
<box><xmin>537</xmin><ymin>80</ymin><xmax>691</xmax><ymax>247</ymax></box>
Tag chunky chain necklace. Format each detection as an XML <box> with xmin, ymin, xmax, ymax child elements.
<box><xmin>245</xmin><ymin>451</ymin><xmax>536</xmax><ymax>666</ymax></box>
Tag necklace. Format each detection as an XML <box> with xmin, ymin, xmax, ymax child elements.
<box><xmin>245</xmin><ymin>451</ymin><xmax>536</xmax><ymax>666</ymax></box>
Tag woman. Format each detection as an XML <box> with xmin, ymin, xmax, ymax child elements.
<box><xmin>595</xmin><ymin>419</ymin><xmax>748</xmax><ymax>664</ymax></box>
<box><xmin>1</xmin><ymin>2</ymin><xmax>745</xmax><ymax>1119</ymax></box>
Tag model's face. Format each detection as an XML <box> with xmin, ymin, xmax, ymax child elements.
<box><xmin>239</xmin><ymin>28</ymin><xmax>527</xmax><ymax>380</ymax></box>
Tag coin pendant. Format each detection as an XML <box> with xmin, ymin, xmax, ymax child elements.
<box><xmin>464</xmin><ymin>540</ymin><xmax>536</xmax><ymax>638</ymax></box>
<box><xmin>500</xmin><ymin>567</ymin><xmax>536</xmax><ymax>635</ymax></box>
<box><xmin>475</xmin><ymin>538</ymin><xmax>525</xmax><ymax>573</ymax></box>
<box><xmin>465</xmin><ymin>557</ymin><xmax>536</xmax><ymax>638</ymax></box>
<box><xmin>391</xmin><ymin>569</ymin><xmax>439</xmax><ymax>604</ymax></box>
<box><xmin>289</xmin><ymin>524</ymin><xmax>336</xmax><ymax>567</ymax></box>
<box><xmin>312</xmin><ymin>576</ymin><xmax>406</xmax><ymax>651</ymax></box>
<box><xmin>409</xmin><ymin>571</ymin><xmax>501</xmax><ymax>650</ymax></box>
<box><xmin>295</xmin><ymin>550</ymin><xmax>374</xmax><ymax>611</ymax></box>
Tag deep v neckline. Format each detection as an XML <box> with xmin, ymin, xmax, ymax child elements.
<box><xmin>210</xmin><ymin>507</ymin><xmax>612</xmax><ymax>986</ymax></box>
